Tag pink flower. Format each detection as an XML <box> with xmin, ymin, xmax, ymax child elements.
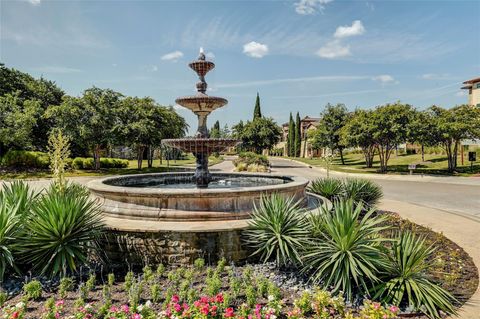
<box><xmin>224</xmin><ymin>307</ymin><xmax>235</xmax><ymax>318</ymax></box>
<box><xmin>55</xmin><ymin>313</ymin><xmax>60</xmax><ymax>319</ymax></box>
<box><xmin>389</xmin><ymin>305</ymin><xmax>399</xmax><ymax>313</ymax></box>
<box><xmin>215</xmin><ymin>294</ymin><xmax>224</xmax><ymax>303</ymax></box>
<box><xmin>121</xmin><ymin>304</ymin><xmax>130</xmax><ymax>313</ymax></box>
<box><xmin>165</xmin><ymin>309</ymin><xmax>172</xmax><ymax>318</ymax></box>
<box><xmin>373</xmin><ymin>302</ymin><xmax>381</xmax><ymax>310</ymax></box>
<box><xmin>174</xmin><ymin>303</ymin><xmax>182</xmax><ymax>312</ymax></box>
<box><xmin>132</xmin><ymin>314</ymin><xmax>142</xmax><ymax>319</ymax></box>
<box><xmin>194</xmin><ymin>301</ymin><xmax>201</xmax><ymax>308</ymax></box>
<box><xmin>172</xmin><ymin>295</ymin><xmax>180</xmax><ymax>303</ymax></box>
<box><xmin>383</xmin><ymin>315</ymin><xmax>388</xmax><ymax>319</ymax></box>
<box><xmin>110</xmin><ymin>305</ymin><xmax>119</xmax><ymax>312</ymax></box>
<box><xmin>12</xmin><ymin>312</ymin><xmax>19</xmax><ymax>319</ymax></box>
<box><xmin>201</xmin><ymin>305</ymin><xmax>209</xmax><ymax>315</ymax></box>
<box><xmin>200</xmin><ymin>296</ymin><xmax>209</xmax><ymax>304</ymax></box>
<box><xmin>55</xmin><ymin>300</ymin><xmax>65</xmax><ymax>307</ymax></box>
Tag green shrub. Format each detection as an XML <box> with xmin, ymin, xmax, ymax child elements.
<box><xmin>236</xmin><ymin>152</ymin><xmax>269</xmax><ymax>166</ymax></box>
<box><xmin>308</xmin><ymin>178</ymin><xmax>344</xmax><ymax>202</ymax></box>
<box><xmin>72</xmin><ymin>157</ymin><xmax>85</xmax><ymax>170</ymax></box>
<box><xmin>374</xmin><ymin>231</ymin><xmax>456</xmax><ymax>319</ymax></box>
<box><xmin>17</xmin><ymin>183</ymin><xmax>104</xmax><ymax>277</ymax></box>
<box><xmin>302</xmin><ymin>200</ymin><xmax>388</xmax><ymax>300</ymax></box>
<box><xmin>246</xmin><ymin>194</ymin><xmax>310</xmax><ymax>266</ymax></box>
<box><xmin>1</xmin><ymin>150</ymin><xmax>50</xmax><ymax>168</ymax></box>
<box><xmin>23</xmin><ymin>280</ymin><xmax>42</xmax><ymax>300</ymax></box>
<box><xmin>59</xmin><ymin>277</ymin><xmax>75</xmax><ymax>299</ymax></box>
<box><xmin>0</xmin><ymin>181</ymin><xmax>38</xmax><ymax>281</ymax></box>
<box><xmin>72</xmin><ymin>157</ymin><xmax>128</xmax><ymax>169</ymax></box>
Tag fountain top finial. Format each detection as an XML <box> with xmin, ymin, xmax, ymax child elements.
<box><xmin>198</xmin><ymin>47</ymin><xmax>206</xmax><ymax>61</ymax></box>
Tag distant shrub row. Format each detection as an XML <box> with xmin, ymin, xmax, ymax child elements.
<box><xmin>0</xmin><ymin>150</ymin><xmax>128</xmax><ymax>169</ymax></box>
<box><xmin>233</xmin><ymin>152</ymin><xmax>269</xmax><ymax>172</ymax></box>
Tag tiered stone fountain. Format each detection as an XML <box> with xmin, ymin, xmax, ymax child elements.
<box><xmin>87</xmin><ymin>50</ymin><xmax>321</xmax><ymax>265</ymax></box>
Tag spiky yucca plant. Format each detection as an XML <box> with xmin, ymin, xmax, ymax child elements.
<box><xmin>307</xmin><ymin>178</ymin><xmax>344</xmax><ymax>202</ymax></box>
<box><xmin>18</xmin><ymin>183</ymin><xmax>104</xmax><ymax>277</ymax></box>
<box><xmin>343</xmin><ymin>178</ymin><xmax>383</xmax><ymax>208</ymax></box>
<box><xmin>374</xmin><ymin>231</ymin><xmax>457</xmax><ymax>319</ymax></box>
<box><xmin>302</xmin><ymin>200</ymin><xmax>389</xmax><ymax>300</ymax></box>
<box><xmin>246</xmin><ymin>193</ymin><xmax>310</xmax><ymax>267</ymax></box>
<box><xmin>0</xmin><ymin>181</ymin><xmax>38</xmax><ymax>281</ymax></box>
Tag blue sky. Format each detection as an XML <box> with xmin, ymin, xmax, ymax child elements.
<box><xmin>1</xmin><ymin>0</ymin><xmax>479</xmax><ymax>131</ymax></box>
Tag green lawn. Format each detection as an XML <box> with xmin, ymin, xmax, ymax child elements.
<box><xmin>287</xmin><ymin>152</ymin><xmax>480</xmax><ymax>177</ymax></box>
<box><xmin>0</xmin><ymin>155</ymin><xmax>224</xmax><ymax>180</ymax></box>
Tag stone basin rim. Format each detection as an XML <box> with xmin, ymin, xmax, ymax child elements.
<box><xmin>87</xmin><ymin>172</ymin><xmax>309</xmax><ymax>196</ymax></box>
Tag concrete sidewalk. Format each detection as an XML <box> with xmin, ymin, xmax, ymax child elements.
<box><xmin>278</xmin><ymin>157</ymin><xmax>480</xmax><ymax>186</ymax></box>
<box><xmin>379</xmin><ymin>199</ymin><xmax>480</xmax><ymax>319</ymax></box>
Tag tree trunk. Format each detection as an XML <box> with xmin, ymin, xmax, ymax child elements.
<box><xmin>339</xmin><ymin>148</ymin><xmax>345</xmax><ymax>165</ymax></box>
<box><xmin>421</xmin><ymin>144</ymin><xmax>425</xmax><ymax>162</ymax></box>
<box><xmin>137</xmin><ymin>145</ymin><xmax>145</xmax><ymax>170</ymax></box>
<box><xmin>159</xmin><ymin>147</ymin><xmax>163</xmax><ymax>165</ymax></box>
<box><xmin>363</xmin><ymin>146</ymin><xmax>375</xmax><ymax>168</ymax></box>
<box><xmin>94</xmin><ymin>144</ymin><xmax>101</xmax><ymax>170</ymax></box>
<box><xmin>147</xmin><ymin>145</ymin><xmax>153</xmax><ymax>168</ymax></box>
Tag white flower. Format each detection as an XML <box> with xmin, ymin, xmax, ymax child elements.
<box><xmin>137</xmin><ymin>304</ymin><xmax>144</xmax><ymax>311</ymax></box>
<box><xmin>268</xmin><ymin>295</ymin><xmax>275</xmax><ymax>302</ymax></box>
<box><xmin>145</xmin><ymin>300</ymin><xmax>152</xmax><ymax>308</ymax></box>
<box><xmin>85</xmin><ymin>303</ymin><xmax>93</xmax><ymax>309</ymax></box>
<box><xmin>15</xmin><ymin>302</ymin><xmax>25</xmax><ymax>309</ymax></box>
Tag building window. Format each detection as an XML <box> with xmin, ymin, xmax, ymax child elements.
<box><xmin>477</xmin><ymin>103</ymin><xmax>480</xmax><ymax>107</ymax></box>
<box><xmin>477</xmin><ymin>83</ymin><xmax>480</xmax><ymax>89</ymax></box>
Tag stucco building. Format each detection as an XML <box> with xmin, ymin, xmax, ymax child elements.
<box><xmin>461</xmin><ymin>77</ymin><xmax>480</xmax><ymax>107</ymax></box>
<box><xmin>277</xmin><ymin>116</ymin><xmax>323</xmax><ymax>158</ymax></box>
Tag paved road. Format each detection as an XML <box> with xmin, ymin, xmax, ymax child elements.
<box><xmin>265</xmin><ymin>158</ymin><xmax>480</xmax><ymax>222</ymax></box>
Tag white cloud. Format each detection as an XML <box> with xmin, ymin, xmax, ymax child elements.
<box><xmin>455</xmin><ymin>91</ymin><xmax>467</xmax><ymax>97</ymax></box>
<box><xmin>334</xmin><ymin>20</ymin><xmax>365</xmax><ymax>38</ymax></box>
<box><xmin>28</xmin><ymin>0</ymin><xmax>41</xmax><ymax>5</ymax></box>
<box><xmin>161</xmin><ymin>51</ymin><xmax>184</xmax><ymax>62</ymax></box>
<box><xmin>316</xmin><ymin>40</ymin><xmax>351</xmax><ymax>59</ymax></box>
<box><xmin>243</xmin><ymin>41</ymin><xmax>269</xmax><ymax>58</ymax></box>
<box><xmin>33</xmin><ymin>66</ymin><xmax>82</xmax><ymax>74</ymax></box>
<box><xmin>372</xmin><ymin>74</ymin><xmax>395</xmax><ymax>84</ymax></box>
<box><xmin>294</xmin><ymin>0</ymin><xmax>333</xmax><ymax>15</ymax></box>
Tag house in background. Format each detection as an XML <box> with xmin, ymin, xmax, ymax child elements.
<box><xmin>461</xmin><ymin>77</ymin><xmax>480</xmax><ymax>107</ymax></box>
<box><xmin>277</xmin><ymin>116</ymin><xmax>323</xmax><ymax>158</ymax></box>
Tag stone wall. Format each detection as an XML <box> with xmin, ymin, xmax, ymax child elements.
<box><xmin>102</xmin><ymin>228</ymin><xmax>250</xmax><ymax>266</ymax></box>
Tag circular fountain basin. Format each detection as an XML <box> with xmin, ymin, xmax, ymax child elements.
<box><xmin>87</xmin><ymin>172</ymin><xmax>328</xmax><ymax>266</ymax></box>
<box><xmin>88</xmin><ymin>172</ymin><xmax>308</xmax><ymax>221</ymax></box>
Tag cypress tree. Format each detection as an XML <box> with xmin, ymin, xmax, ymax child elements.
<box><xmin>210</xmin><ymin>120</ymin><xmax>221</xmax><ymax>138</ymax></box>
<box><xmin>295</xmin><ymin>112</ymin><xmax>301</xmax><ymax>157</ymax></box>
<box><xmin>287</xmin><ymin>112</ymin><xmax>295</xmax><ymax>157</ymax></box>
<box><xmin>253</xmin><ymin>92</ymin><xmax>262</xmax><ymax>119</ymax></box>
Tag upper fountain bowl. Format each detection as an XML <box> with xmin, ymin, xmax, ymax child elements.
<box><xmin>162</xmin><ymin>138</ymin><xmax>240</xmax><ymax>154</ymax></box>
<box><xmin>175</xmin><ymin>93</ymin><xmax>228</xmax><ymax>114</ymax></box>
<box><xmin>189</xmin><ymin>60</ymin><xmax>215</xmax><ymax>77</ymax></box>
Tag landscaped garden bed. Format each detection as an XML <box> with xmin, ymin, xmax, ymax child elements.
<box><xmin>0</xmin><ymin>176</ymin><xmax>477</xmax><ymax>319</ymax></box>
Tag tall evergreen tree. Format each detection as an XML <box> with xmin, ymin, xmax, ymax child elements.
<box><xmin>253</xmin><ymin>92</ymin><xmax>262</xmax><ymax>119</ymax></box>
<box><xmin>294</xmin><ymin>112</ymin><xmax>301</xmax><ymax>157</ymax></box>
<box><xmin>287</xmin><ymin>112</ymin><xmax>295</xmax><ymax>157</ymax></box>
<box><xmin>210</xmin><ymin>120</ymin><xmax>221</xmax><ymax>138</ymax></box>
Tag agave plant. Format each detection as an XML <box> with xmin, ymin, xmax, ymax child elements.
<box><xmin>373</xmin><ymin>231</ymin><xmax>457</xmax><ymax>319</ymax></box>
<box><xmin>0</xmin><ymin>181</ymin><xmax>38</xmax><ymax>281</ymax></box>
<box><xmin>342</xmin><ymin>178</ymin><xmax>383</xmax><ymax>208</ymax></box>
<box><xmin>17</xmin><ymin>183</ymin><xmax>104</xmax><ymax>277</ymax></box>
<box><xmin>302</xmin><ymin>199</ymin><xmax>389</xmax><ymax>300</ymax></box>
<box><xmin>307</xmin><ymin>178</ymin><xmax>344</xmax><ymax>202</ymax></box>
<box><xmin>245</xmin><ymin>193</ymin><xmax>310</xmax><ymax>267</ymax></box>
